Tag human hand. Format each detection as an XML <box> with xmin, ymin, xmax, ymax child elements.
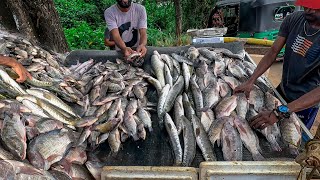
<box><xmin>12</xmin><ymin>63</ymin><xmax>32</xmax><ymax>83</ymax></box>
<box><xmin>123</xmin><ymin>47</ymin><xmax>135</xmax><ymax>60</ymax></box>
<box><xmin>233</xmin><ymin>81</ymin><xmax>254</xmax><ymax>99</ymax></box>
<box><xmin>249</xmin><ymin>110</ymin><xmax>279</xmax><ymax>129</ymax></box>
<box><xmin>136</xmin><ymin>45</ymin><xmax>147</xmax><ymax>57</ymax></box>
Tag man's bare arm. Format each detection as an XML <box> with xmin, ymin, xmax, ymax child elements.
<box><xmin>110</xmin><ymin>29</ymin><xmax>127</xmax><ymax>51</ymax></box>
<box><xmin>288</xmin><ymin>87</ymin><xmax>320</xmax><ymax>113</ymax></box>
<box><xmin>138</xmin><ymin>28</ymin><xmax>147</xmax><ymax>47</ymax></box>
<box><xmin>247</xmin><ymin>36</ymin><xmax>286</xmax><ymax>84</ymax></box>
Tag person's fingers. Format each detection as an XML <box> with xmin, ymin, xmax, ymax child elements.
<box><xmin>16</xmin><ymin>75</ymin><xmax>25</xmax><ymax>83</ymax></box>
<box><xmin>260</xmin><ymin>122</ymin><xmax>269</xmax><ymax>129</ymax></box>
<box><xmin>252</xmin><ymin>119</ymin><xmax>266</xmax><ymax>129</ymax></box>
<box><xmin>26</xmin><ymin>71</ymin><xmax>32</xmax><ymax>79</ymax></box>
<box><xmin>249</xmin><ymin>113</ymin><xmax>262</xmax><ymax>123</ymax></box>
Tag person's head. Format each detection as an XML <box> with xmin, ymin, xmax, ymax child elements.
<box><xmin>116</xmin><ymin>0</ymin><xmax>132</xmax><ymax>9</ymax></box>
<box><xmin>296</xmin><ymin>0</ymin><xmax>320</xmax><ymax>24</ymax></box>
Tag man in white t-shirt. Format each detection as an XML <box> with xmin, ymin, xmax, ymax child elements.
<box><xmin>104</xmin><ymin>0</ymin><xmax>147</xmax><ymax>60</ymax></box>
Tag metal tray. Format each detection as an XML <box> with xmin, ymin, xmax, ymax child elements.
<box><xmin>65</xmin><ymin>42</ymin><xmax>303</xmax><ymax>168</ymax></box>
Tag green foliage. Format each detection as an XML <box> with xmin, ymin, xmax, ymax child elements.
<box><xmin>54</xmin><ymin>0</ymin><xmax>215</xmax><ymax>50</ymax></box>
<box><xmin>64</xmin><ymin>21</ymin><xmax>105</xmax><ymax>50</ymax></box>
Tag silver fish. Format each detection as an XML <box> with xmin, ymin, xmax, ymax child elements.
<box><xmin>164</xmin><ymin>113</ymin><xmax>183</xmax><ymax>166</ymax></box>
<box><xmin>191</xmin><ymin>115</ymin><xmax>216</xmax><ymax>161</ymax></box>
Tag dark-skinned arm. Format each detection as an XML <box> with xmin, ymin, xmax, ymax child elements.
<box><xmin>288</xmin><ymin>87</ymin><xmax>320</xmax><ymax>113</ymax></box>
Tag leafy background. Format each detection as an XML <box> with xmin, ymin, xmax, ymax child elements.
<box><xmin>54</xmin><ymin>0</ymin><xmax>216</xmax><ymax>50</ymax></box>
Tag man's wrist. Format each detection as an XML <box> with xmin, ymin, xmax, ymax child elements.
<box><xmin>272</xmin><ymin>109</ymin><xmax>285</xmax><ymax>121</ymax></box>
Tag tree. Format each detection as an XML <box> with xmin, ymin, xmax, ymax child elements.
<box><xmin>173</xmin><ymin>0</ymin><xmax>182</xmax><ymax>46</ymax></box>
<box><xmin>4</xmin><ymin>0</ymin><xmax>69</xmax><ymax>53</ymax></box>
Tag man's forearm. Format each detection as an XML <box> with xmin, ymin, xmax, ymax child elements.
<box><xmin>110</xmin><ymin>29</ymin><xmax>127</xmax><ymax>51</ymax></box>
<box><xmin>0</xmin><ymin>55</ymin><xmax>19</xmax><ymax>67</ymax></box>
<box><xmin>248</xmin><ymin>36</ymin><xmax>286</xmax><ymax>84</ymax></box>
<box><xmin>139</xmin><ymin>28</ymin><xmax>147</xmax><ymax>47</ymax></box>
<box><xmin>288</xmin><ymin>87</ymin><xmax>320</xmax><ymax>113</ymax></box>
<box><xmin>247</xmin><ymin>50</ymin><xmax>277</xmax><ymax>84</ymax></box>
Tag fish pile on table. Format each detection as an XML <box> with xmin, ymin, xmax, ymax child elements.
<box><xmin>149</xmin><ymin>47</ymin><xmax>302</xmax><ymax>166</ymax></box>
<box><xmin>0</xmin><ymin>35</ymin><xmax>154</xmax><ymax>179</ymax></box>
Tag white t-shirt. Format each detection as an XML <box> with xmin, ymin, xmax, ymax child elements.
<box><xmin>104</xmin><ymin>3</ymin><xmax>147</xmax><ymax>50</ymax></box>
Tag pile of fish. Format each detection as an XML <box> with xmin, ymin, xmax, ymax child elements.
<box><xmin>0</xmin><ymin>35</ymin><xmax>155</xmax><ymax>179</ymax></box>
<box><xmin>149</xmin><ymin>47</ymin><xmax>302</xmax><ymax>166</ymax></box>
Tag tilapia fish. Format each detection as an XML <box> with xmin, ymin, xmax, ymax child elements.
<box><xmin>0</xmin><ymin>160</ymin><xmax>54</xmax><ymax>180</ymax></box>
<box><xmin>280</xmin><ymin>113</ymin><xmax>301</xmax><ymax>156</ymax></box>
<box><xmin>1</xmin><ymin>113</ymin><xmax>27</xmax><ymax>160</ymax></box>
<box><xmin>221</xmin><ymin>120</ymin><xmax>243</xmax><ymax>161</ymax></box>
<box><xmin>27</xmin><ymin>129</ymin><xmax>75</xmax><ymax>170</ymax></box>
<box><xmin>233</xmin><ymin>116</ymin><xmax>264</xmax><ymax>161</ymax></box>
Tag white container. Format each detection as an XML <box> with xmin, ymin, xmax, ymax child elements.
<box><xmin>200</xmin><ymin>161</ymin><xmax>302</xmax><ymax>180</ymax></box>
<box><xmin>192</xmin><ymin>37</ymin><xmax>224</xmax><ymax>44</ymax></box>
<box><xmin>101</xmin><ymin>166</ymin><xmax>198</xmax><ymax>180</ymax></box>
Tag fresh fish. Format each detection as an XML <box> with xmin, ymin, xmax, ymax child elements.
<box><xmin>26</xmin><ymin>88</ymin><xmax>78</xmax><ymax>117</ymax></box>
<box><xmin>26</xmin><ymin>118</ymin><xmax>64</xmax><ymax>139</ymax></box>
<box><xmin>0</xmin><ymin>67</ymin><xmax>26</xmax><ymax>94</ymax></box>
<box><xmin>264</xmin><ymin>91</ymin><xmax>282</xmax><ymax>110</ymax></box>
<box><xmin>182</xmin><ymin>93</ymin><xmax>196</xmax><ymax>120</ymax></box>
<box><xmin>137</xmin><ymin>107</ymin><xmax>153</xmax><ymax>132</ymax></box>
<box><xmin>49</xmin><ymin>170</ymin><xmax>72</xmax><ymax>180</ymax></box>
<box><xmin>164</xmin><ymin>113</ymin><xmax>183</xmax><ymax>166</ymax></box>
<box><xmin>173</xmin><ymin>95</ymin><xmax>184</xmax><ymax>135</ymax></box>
<box><xmin>163</xmin><ymin>76</ymin><xmax>184</xmax><ymax>113</ymax></box>
<box><xmin>200</xmin><ymin>109</ymin><xmax>215</xmax><ymax>133</ymax></box>
<box><xmin>261</xmin><ymin>122</ymin><xmax>282</xmax><ymax>152</ymax></box>
<box><xmin>221</xmin><ymin>75</ymin><xmax>241</xmax><ymax>90</ymax></box>
<box><xmin>191</xmin><ymin>115</ymin><xmax>216</xmax><ymax>161</ymax></box>
<box><xmin>27</xmin><ymin>129</ymin><xmax>75</xmax><ymax>170</ymax></box>
<box><xmin>213</xmin><ymin>60</ymin><xmax>226</xmax><ymax>76</ymax></box>
<box><xmin>202</xmin><ymin>82</ymin><xmax>220</xmax><ymax>109</ymax></box>
<box><xmin>164</xmin><ymin>64</ymin><xmax>173</xmax><ymax>87</ymax></box>
<box><xmin>0</xmin><ymin>145</ymin><xmax>15</xmax><ymax>160</ymax></box>
<box><xmin>181</xmin><ymin>116</ymin><xmax>196</xmax><ymax>167</ymax></box>
<box><xmin>249</xmin><ymin>85</ymin><xmax>265</xmax><ymax>112</ymax></box>
<box><xmin>108</xmin><ymin>128</ymin><xmax>121</xmax><ymax>154</ymax></box>
<box><xmin>221</xmin><ymin>120</ymin><xmax>243</xmax><ymax>161</ymax></box>
<box><xmin>182</xmin><ymin>63</ymin><xmax>191</xmax><ymax>91</ymax></box>
<box><xmin>1</xmin><ymin>113</ymin><xmax>27</xmax><ymax>160</ymax></box>
<box><xmin>208</xmin><ymin>116</ymin><xmax>230</xmax><ymax>146</ymax></box>
<box><xmin>190</xmin><ymin>76</ymin><xmax>203</xmax><ymax>117</ymax></box>
<box><xmin>151</xmin><ymin>54</ymin><xmax>165</xmax><ymax>88</ymax></box>
<box><xmin>215</xmin><ymin>95</ymin><xmax>238</xmax><ymax>118</ymax></box>
<box><xmin>227</xmin><ymin>61</ymin><xmax>248</xmax><ymax>80</ymax></box>
<box><xmin>217</xmin><ymin>78</ymin><xmax>232</xmax><ymax>98</ymax></box>
<box><xmin>233</xmin><ymin>116</ymin><xmax>264</xmax><ymax>161</ymax></box>
<box><xmin>236</xmin><ymin>93</ymin><xmax>249</xmax><ymax>120</ymax></box>
<box><xmin>198</xmin><ymin>48</ymin><xmax>220</xmax><ymax>61</ymax></box>
<box><xmin>280</xmin><ymin>113</ymin><xmax>301</xmax><ymax>156</ymax></box>
<box><xmin>186</xmin><ymin>47</ymin><xmax>199</xmax><ymax>60</ymax></box>
<box><xmin>85</xmin><ymin>161</ymin><xmax>103</xmax><ymax>180</ymax></box>
<box><xmin>0</xmin><ymin>160</ymin><xmax>54</xmax><ymax>179</ymax></box>
<box><xmin>93</xmin><ymin>118</ymin><xmax>121</xmax><ymax>133</ymax></box>
<box><xmin>171</xmin><ymin>53</ymin><xmax>193</xmax><ymax>65</ymax></box>
<box><xmin>161</xmin><ymin>54</ymin><xmax>174</xmax><ymax>73</ymax></box>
